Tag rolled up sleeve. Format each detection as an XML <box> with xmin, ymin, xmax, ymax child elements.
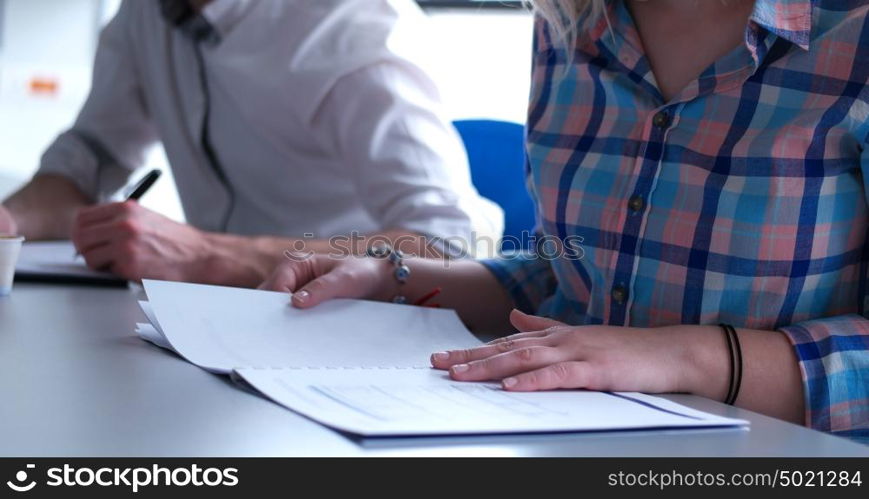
<box><xmin>38</xmin><ymin>0</ymin><xmax>158</xmax><ymax>200</ymax></box>
<box><xmin>482</xmin><ymin>252</ymin><xmax>558</xmax><ymax>315</ymax></box>
<box><xmin>779</xmin><ymin>314</ymin><xmax>869</xmax><ymax>441</ymax></box>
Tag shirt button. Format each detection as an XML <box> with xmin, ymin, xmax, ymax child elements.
<box><xmin>628</xmin><ymin>195</ymin><xmax>644</xmax><ymax>212</ymax></box>
<box><xmin>652</xmin><ymin>111</ymin><xmax>671</xmax><ymax>129</ymax></box>
<box><xmin>612</xmin><ymin>285</ymin><xmax>628</xmax><ymax>305</ymax></box>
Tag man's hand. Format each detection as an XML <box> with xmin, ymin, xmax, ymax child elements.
<box><xmin>72</xmin><ymin>201</ymin><xmax>211</xmax><ymax>282</ymax></box>
<box><xmin>0</xmin><ymin>204</ymin><xmax>18</xmax><ymax>235</ymax></box>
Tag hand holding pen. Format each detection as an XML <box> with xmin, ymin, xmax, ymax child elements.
<box><xmin>72</xmin><ymin>169</ymin><xmax>162</xmax><ymax>259</ymax></box>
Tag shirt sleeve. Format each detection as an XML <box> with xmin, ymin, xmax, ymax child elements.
<box><xmin>778</xmin><ymin>314</ymin><xmax>869</xmax><ymax>441</ymax></box>
<box><xmin>481</xmin><ymin>252</ymin><xmax>558</xmax><ymax>315</ymax></box>
<box><xmin>311</xmin><ymin>60</ymin><xmax>503</xmax><ymax>255</ymax></box>
<box><xmin>777</xmin><ymin>142</ymin><xmax>869</xmax><ymax>442</ymax></box>
<box><xmin>37</xmin><ymin>0</ymin><xmax>158</xmax><ymax>200</ymax></box>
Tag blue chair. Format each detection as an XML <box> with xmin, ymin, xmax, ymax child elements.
<box><xmin>453</xmin><ymin>119</ymin><xmax>537</xmax><ymax>251</ymax></box>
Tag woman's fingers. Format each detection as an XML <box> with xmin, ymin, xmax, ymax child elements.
<box><xmin>259</xmin><ymin>251</ymin><xmax>331</xmax><ymax>294</ymax></box>
<box><xmin>258</xmin><ymin>259</ymin><xmax>307</xmax><ymax>293</ymax></box>
<box><xmin>509</xmin><ymin>309</ymin><xmax>566</xmax><ymax>332</ymax></box>
<box><xmin>261</xmin><ymin>255</ymin><xmax>386</xmax><ymax>308</ymax></box>
<box><xmin>431</xmin><ymin>336</ymin><xmax>554</xmax><ymax>369</ymax></box>
<box><xmin>487</xmin><ymin>330</ymin><xmax>551</xmax><ymax>345</ymax></box>
<box><xmin>484</xmin><ymin>309</ymin><xmax>567</xmax><ymax>345</ymax></box>
<box><xmin>446</xmin><ymin>346</ymin><xmax>568</xmax><ymax>382</ymax></box>
<box><xmin>292</xmin><ymin>259</ymin><xmax>383</xmax><ymax>308</ymax></box>
<box><xmin>501</xmin><ymin>361</ymin><xmax>594</xmax><ymax>391</ymax></box>
<box><xmin>291</xmin><ymin>270</ymin><xmax>347</xmax><ymax>308</ymax></box>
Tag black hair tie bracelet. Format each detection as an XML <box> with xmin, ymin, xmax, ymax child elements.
<box><xmin>719</xmin><ymin>324</ymin><xmax>743</xmax><ymax>405</ymax></box>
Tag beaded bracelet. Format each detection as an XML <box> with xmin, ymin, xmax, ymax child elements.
<box><xmin>366</xmin><ymin>243</ymin><xmax>411</xmax><ymax>304</ymax></box>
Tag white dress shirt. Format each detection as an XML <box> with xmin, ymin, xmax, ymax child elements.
<box><xmin>37</xmin><ymin>0</ymin><xmax>502</xmax><ymax>249</ymax></box>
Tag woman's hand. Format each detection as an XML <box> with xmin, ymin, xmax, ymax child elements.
<box><xmin>259</xmin><ymin>253</ymin><xmax>396</xmax><ymax>308</ymax></box>
<box><xmin>431</xmin><ymin>309</ymin><xmax>729</xmax><ymax>398</ymax></box>
<box><xmin>261</xmin><ymin>253</ymin><xmax>517</xmax><ymax>334</ymax></box>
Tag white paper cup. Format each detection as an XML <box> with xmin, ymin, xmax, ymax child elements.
<box><xmin>0</xmin><ymin>235</ymin><xmax>24</xmax><ymax>297</ymax></box>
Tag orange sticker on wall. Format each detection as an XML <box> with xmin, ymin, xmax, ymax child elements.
<box><xmin>28</xmin><ymin>77</ymin><xmax>60</xmax><ymax>96</ymax></box>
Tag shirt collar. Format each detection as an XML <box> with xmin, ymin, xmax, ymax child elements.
<box><xmin>749</xmin><ymin>0</ymin><xmax>812</xmax><ymax>50</ymax></box>
<box><xmin>585</xmin><ymin>0</ymin><xmax>813</xmax><ymax>51</ymax></box>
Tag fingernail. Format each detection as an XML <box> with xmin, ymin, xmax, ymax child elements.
<box><xmin>293</xmin><ymin>290</ymin><xmax>310</xmax><ymax>303</ymax></box>
<box><xmin>451</xmin><ymin>364</ymin><xmax>469</xmax><ymax>374</ymax></box>
<box><xmin>503</xmin><ymin>377</ymin><xmax>517</xmax><ymax>388</ymax></box>
<box><xmin>432</xmin><ymin>352</ymin><xmax>450</xmax><ymax>362</ymax></box>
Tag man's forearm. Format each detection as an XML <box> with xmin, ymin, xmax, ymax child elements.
<box><xmin>200</xmin><ymin>229</ymin><xmax>439</xmax><ymax>288</ymax></box>
<box><xmin>4</xmin><ymin>174</ymin><xmax>92</xmax><ymax>240</ymax></box>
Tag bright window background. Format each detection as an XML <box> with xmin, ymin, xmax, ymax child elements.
<box><xmin>0</xmin><ymin>0</ymin><xmax>532</xmax><ymax>220</ymax></box>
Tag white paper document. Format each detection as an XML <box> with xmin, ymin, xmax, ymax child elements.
<box><xmin>141</xmin><ymin>279</ymin><xmax>480</xmax><ymax>373</ymax></box>
<box><xmin>136</xmin><ymin>322</ymin><xmax>173</xmax><ymax>350</ymax></box>
<box><xmin>15</xmin><ymin>241</ymin><xmax>125</xmax><ymax>284</ymax></box>
<box><xmin>236</xmin><ymin>368</ymin><xmax>746</xmax><ymax>436</ymax></box>
<box><xmin>138</xmin><ymin>280</ymin><xmax>748</xmax><ymax>436</ymax></box>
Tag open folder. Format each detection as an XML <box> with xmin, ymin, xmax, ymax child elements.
<box><xmin>137</xmin><ymin>280</ymin><xmax>748</xmax><ymax>437</ymax></box>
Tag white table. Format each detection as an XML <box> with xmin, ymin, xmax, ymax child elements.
<box><xmin>1</xmin><ymin>283</ymin><xmax>866</xmax><ymax>456</ymax></box>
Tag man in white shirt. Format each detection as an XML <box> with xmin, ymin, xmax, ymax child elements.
<box><xmin>0</xmin><ymin>0</ymin><xmax>501</xmax><ymax>286</ymax></box>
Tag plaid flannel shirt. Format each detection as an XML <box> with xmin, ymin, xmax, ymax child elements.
<box><xmin>484</xmin><ymin>0</ymin><xmax>869</xmax><ymax>441</ymax></box>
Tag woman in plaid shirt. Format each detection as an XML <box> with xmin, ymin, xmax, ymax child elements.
<box><xmin>263</xmin><ymin>0</ymin><xmax>868</xmax><ymax>442</ymax></box>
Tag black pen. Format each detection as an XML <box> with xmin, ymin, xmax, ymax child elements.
<box><xmin>74</xmin><ymin>169</ymin><xmax>163</xmax><ymax>258</ymax></box>
<box><xmin>125</xmin><ymin>169</ymin><xmax>162</xmax><ymax>201</ymax></box>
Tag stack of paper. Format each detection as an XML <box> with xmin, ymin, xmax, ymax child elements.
<box><xmin>137</xmin><ymin>280</ymin><xmax>748</xmax><ymax>436</ymax></box>
<box><xmin>15</xmin><ymin>241</ymin><xmax>126</xmax><ymax>286</ymax></box>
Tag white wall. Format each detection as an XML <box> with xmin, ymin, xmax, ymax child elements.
<box><xmin>0</xmin><ymin>0</ymin><xmax>183</xmax><ymax>217</ymax></box>
<box><xmin>428</xmin><ymin>9</ymin><xmax>532</xmax><ymax>124</ymax></box>
<box><xmin>0</xmin><ymin>1</ymin><xmax>533</xmax><ymax>220</ymax></box>
<box><xmin>0</xmin><ymin>0</ymin><xmax>100</xmax><ymax>186</ymax></box>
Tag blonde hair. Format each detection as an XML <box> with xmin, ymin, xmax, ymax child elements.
<box><xmin>530</xmin><ymin>0</ymin><xmax>609</xmax><ymax>45</ymax></box>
